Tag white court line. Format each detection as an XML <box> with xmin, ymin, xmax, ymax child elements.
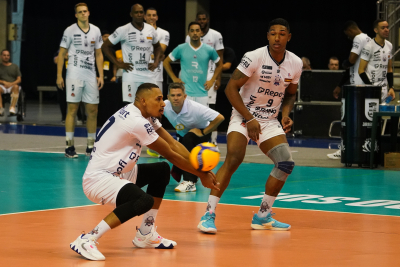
<box><xmin>9</xmin><ymin>150</ymin><xmax>87</xmax><ymax>155</ymax></box>
<box><xmin>12</xmin><ymin>145</ymin><xmax>86</xmax><ymax>151</ymax></box>
<box><xmin>0</xmin><ymin>204</ymin><xmax>98</xmax><ymax>217</ymax></box>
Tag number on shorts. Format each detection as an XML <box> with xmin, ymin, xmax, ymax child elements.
<box><xmin>95</xmin><ymin>116</ymin><xmax>116</xmax><ymax>142</ymax></box>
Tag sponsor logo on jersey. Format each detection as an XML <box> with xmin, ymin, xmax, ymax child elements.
<box><xmin>131</xmin><ymin>46</ymin><xmax>151</xmax><ymax>52</ymax></box>
<box><xmin>246</xmin><ymin>95</ymin><xmax>257</xmax><ymax>109</ymax></box>
<box><xmin>62</xmin><ymin>36</ymin><xmax>67</xmax><ymax>43</ymax></box>
<box><xmin>76</xmin><ymin>50</ymin><xmax>92</xmax><ymax>55</ymax></box>
<box><xmin>219</xmin><ymin>38</ymin><xmax>223</xmax><ymax>45</ymax></box>
<box><xmin>353</xmin><ymin>43</ymin><xmax>359</xmax><ymax>49</ymax></box>
<box><xmin>175</xmin><ymin>124</ymin><xmax>185</xmax><ymax>130</ymax></box>
<box><xmin>191</xmin><ymin>62</ymin><xmax>199</xmax><ymax>69</ymax></box>
<box><xmin>91</xmin><ymin>41</ymin><xmax>95</xmax><ymax>44</ymax></box>
<box><xmin>262</xmin><ymin>71</ymin><xmax>272</xmax><ymax>74</ymax></box>
<box><xmin>147</xmin><ymin>36</ymin><xmax>153</xmax><ymax>40</ymax></box>
<box><xmin>74</xmin><ymin>34</ymin><xmax>81</xmax><ymax>37</ymax></box>
<box><xmin>262</xmin><ymin>65</ymin><xmax>272</xmax><ymax>70</ymax></box>
<box><xmin>260</xmin><ymin>76</ymin><xmax>271</xmax><ymax>79</ymax></box>
<box><xmin>140</xmin><ymin>37</ymin><xmax>145</xmax><ymax>43</ymax></box>
<box><xmin>255</xmin><ymin>106</ymin><xmax>277</xmax><ymax>115</ymax></box>
<box><xmin>284</xmin><ymin>78</ymin><xmax>292</xmax><ymax>82</ymax></box>
<box><xmin>277</xmin><ymin>69</ymin><xmax>280</xmax><ymax>73</ymax></box>
<box><xmin>240</xmin><ymin>58</ymin><xmax>250</xmax><ymax>69</ymax></box>
<box><xmin>259</xmin><ymin>79</ymin><xmax>270</xmax><ymax>83</ymax></box>
<box><xmin>144</xmin><ymin>123</ymin><xmax>155</xmax><ymax>134</ymax></box>
<box><xmin>257</xmin><ymin>87</ymin><xmax>284</xmax><ymax>97</ymax></box>
<box><xmin>112</xmin><ymin>31</ymin><xmax>118</xmax><ymax>38</ymax></box>
<box><xmin>274</xmin><ymin>75</ymin><xmax>281</xmax><ymax>86</ymax></box>
<box><xmin>165</xmin><ymin>35</ymin><xmax>170</xmax><ymax>42</ymax></box>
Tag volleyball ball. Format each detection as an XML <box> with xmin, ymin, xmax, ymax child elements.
<box><xmin>189</xmin><ymin>142</ymin><xmax>220</xmax><ymax>171</ymax></box>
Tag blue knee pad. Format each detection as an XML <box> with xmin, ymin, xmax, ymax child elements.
<box><xmin>267</xmin><ymin>143</ymin><xmax>295</xmax><ymax>182</ymax></box>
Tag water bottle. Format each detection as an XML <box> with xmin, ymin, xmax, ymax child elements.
<box><xmin>385</xmin><ymin>95</ymin><xmax>393</xmax><ymax>104</ymax></box>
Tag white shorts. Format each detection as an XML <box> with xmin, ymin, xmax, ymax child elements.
<box><xmin>122</xmin><ymin>80</ymin><xmax>157</xmax><ymax>102</ymax></box>
<box><xmin>66</xmin><ymin>79</ymin><xmax>99</xmax><ymax>104</ymax></box>
<box><xmin>187</xmin><ymin>95</ymin><xmax>208</xmax><ymax>107</ymax></box>
<box><xmin>227</xmin><ymin>112</ymin><xmax>285</xmax><ymax>147</ymax></box>
<box><xmin>155</xmin><ymin>81</ymin><xmax>163</xmax><ymax>91</ymax></box>
<box><xmin>83</xmin><ymin>165</ymin><xmax>138</xmax><ymax>207</ymax></box>
<box><xmin>0</xmin><ymin>85</ymin><xmax>21</xmax><ymax>94</ymax></box>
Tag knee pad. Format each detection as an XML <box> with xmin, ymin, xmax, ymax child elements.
<box><xmin>137</xmin><ymin>162</ymin><xmax>170</xmax><ymax>198</ymax></box>
<box><xmin>267</xmin><ymin>143</ymin><xmax>295</xmax><ymax>182</ymax></box>
<box><xmin>11</xmin><ymin>92</ymin><xmax>19</xmax><ymax>98</ymax></box>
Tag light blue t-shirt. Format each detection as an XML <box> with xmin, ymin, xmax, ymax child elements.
<box><xmin>169</xmin><ymin>43</ymin><xmax>219</xmax><ymax>97</ymax></box>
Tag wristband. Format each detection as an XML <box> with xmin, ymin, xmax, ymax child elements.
<box><xmin>246</xmin><ymin>118</ymin><xmax>256</xmax><ymax>124</ymax></box>
<box><xmin>387</xmin><ymin>72</ymin><xmax>393</xmax><ymax>89</ymax></box>
<box><xmin>359</xmin><ymin>72</ymin><xmax>372</xmax><ymax>85</ymax></box>
<box><xmin>201</xmin><ymin>129</ymin><xmax>205</xmax><ymax>136</ymax></box>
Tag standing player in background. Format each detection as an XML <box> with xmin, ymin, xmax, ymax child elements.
<box><xmin>185</xmin><ymin>11</ymin><xmax>224</xmax><ymax>145</ymax></box>
<box><xmin>197</xmin><ymin>18</ymin><xmax>302</xmax><ymax>234</ymax></box>
<box><xmin>144</xmin><ymin>7</ymin><xmax>171</xmax><ymax>158</ymax></box>
<box><xmin>102</xmin><ymin>4</ymin><xmax>163</xmax><ymax>104</ymax></box>
<box><xmin>164</xmin><ymin>22</ymin><xmax>223</xmax><ymax>106</ymax></box>
<box><xmin>56</xmin><ymin>3</ymin><xmax>104</xmax><ymax>158</ymax></box>
<box><xmin>359</xmin><ymin>19</ymin><xmax>396</xmax><ymax>101</ymax></box>
<box><xmin>329</xmin><ymin>21</ymin><xmax>371</xmax><ymax>160</ymax></box>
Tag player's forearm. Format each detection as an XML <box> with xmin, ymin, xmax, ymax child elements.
<box><xmin>210</xmin><ymin>62</ymin><xmax>223</xmax><ymax>82</ymax></box>
<box><xmin>101</xmin><ymin>44</ymin><xmax>119</xmax><ymax>66</ymax></box>
<box><xmin>225</xmin><ymin>84</ymin><xmax>253</xmax><ymax>121</ymax></box>
<box><xmin>170</xmin><ymin>139</ymin><xmax>191</xmax><ymax>159</ymax></box>
<box><xmin>96</xmin><ymin>53</ymin><xmax>104</xmax><ymax>78</ymax></box>
<box><xmin>153</xmin><ymin>44</ymin><xmax>163</xmax><ymax>65</ymax></box>
<box><xmin>281</xmin><ymin>93</ymin><xmax>296</xmax><ymax>118</ymax></box>
<box><xmin>164</xmin><ymin>145</ymin><xmax>204</xmax><ymax>177</ymax></box>
<box><xmin>9</xmin><ymin>77</ymin><xmax>21</xmax><ymax>86</ymax></box>
<box><xmin>163</xmin><ymin>59</ymin><xmax>178</xmax><ymax>80</ymax></box>
<box><xmin>57</xmin><ymin>53</ymin><xmax>65</xmax><ymax>77</ymax></box>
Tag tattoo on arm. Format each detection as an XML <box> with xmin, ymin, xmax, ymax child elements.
<box><xmin>231</xmin><ymin>69</ymin><xmax>246</xmax><ymax>80</ymax></box>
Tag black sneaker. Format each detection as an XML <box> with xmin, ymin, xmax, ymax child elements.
<box><xmin>65</xmin><ymin>146</ymin><xmax>78</xmax><ymax>158</ymax></box>
<box><xmin>86</xmin><ymin>146</ymin><xmax>93</xmax><ymax>156</ymax></box>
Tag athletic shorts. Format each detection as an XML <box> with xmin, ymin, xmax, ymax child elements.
<box><xmin>187</xmin><ymin>95</ymin><xmax>208</xmax><ymax>107</ymax></box>
<box><xmin>0</xmin><ymin>85</ymin><xmax>21</xmax><ymax>94</ymax></box>
<box><xmin>227</xmin><ymin>112</ymin><xmax>285</xmax><ymax>147</ymax></box>
<box><xmin>207</xmin><ymin>81</ymin><xmax>217</xmax><ymax>104</ymax></box>
<box><xmin>66</xmin><ymin>79</ymin><xmax>99</xmax><ymax>104</ymax></box>
<box><xmin>83</xmin><ymin>165</ymin><xmax>138</xmax><ymax>207</ymax></box>
<box><xmin>122</xmin><ymin>79</ymin><xmax>156</xmax><ymax>102</ymax></box>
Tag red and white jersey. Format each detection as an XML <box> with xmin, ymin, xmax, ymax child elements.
<box><xmin>350</xmin><ymin>33</ymin><xmax>371</xmax><ymax>85</ymax></box>
<box><xmin>235</xmin><ymin>46</ymin><xmax>302</xmax><ymax>122</ymax></box>
<box><xmin>108</xmin><ymin>22</ymin><xmax>159</xmax><ymax>82</ymax></box>
<box><xmin>60</xmin><ymin>23</ymin><xmax>103</xmax><ymax>82</ymax></box>
<box><xmin>360</xmin><ymin>39</ymin><xmax>393</xmax><ymax>100</ymax></box>
<box><xmin>149</xmin><ymin>27</ymin><xmax>170</xmax><ymax>81</ymax></box>
<box><xmin>83</xmin><ymin>104</ymin><xmax>161</xmax><ymax>178</ymax></box>
<box><xmin>186</xmin><ymin>28</ymin><xmax>224</xmax><ymax>80</ymax></box>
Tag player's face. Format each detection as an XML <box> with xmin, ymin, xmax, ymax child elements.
<box><xmin>344</xmin><ymin>29</ymin><xmax>355</xmax><ymax>40</ymax></box>
<box><xmin>188</xmin><ymin>25</ymin><xmax>201</xmax><ymax>41</ymax></box>
<box><xmin>145</xmin><ymin>87</ymin><xmax>165</xmax><ymax>118</ymax></box>
<box><xmin>328</xmin><ymin>59</ymin><xmax>339</xmax><ymax>70</ymax></box>
<box><xmin>375</xmin><ymin>21</ymin><xmax>389</xmax><ymax>39</ymax></box>
<box><xmin>1</xmin><ymin>51</ymin><xmax>10</xmax><ymax>63</ymax></box>
<box><xmin>196</xmin><ymin>15</ymin><xmax>208</xmax><ymax>30</ymax></box>
<box><xmin>75</xmin><ymin>6</ymin><xmax>89</xmax><ymax>22</ymax></box>
<box><xmin>267</xmin><ymin>25</ymin><xmax>291</xmax><ymax>53</ymax></box>
<box><xmin>131</xmin><ymin>5</ymin><xmax>144</xmax><ymax>24</ymax></box>
<box><xmin>168</xmin><ymin>88</ymin><xmax>187</xmax><ymax>108</ymax></box>
<box><xmin>145</xmin><ymin>10</ymin><xmax>158</xmax><ymax>25</ymax></box>
<box><xmin>102</xmin><ymin>34</ymin><xmax>110</xmax><ymax>42</ymax></box>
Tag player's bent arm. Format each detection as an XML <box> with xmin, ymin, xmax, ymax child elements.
<box><xmin>163</xmin><ymin>56</ymin><xmax>179</xmax><ymax>81</ymax></box>
<box><xmin>358</xmin><ymin>58</ymin><xmax>368</xmax><ymax>75</ymax></box>
<box><xmin>155</xmin><ymin>127</ymin><xmax>190</xmax><ymax>159</ymax></box>
<box><xmin>152</xmin><ymin>42</ymin><xmax>163</xmax><ymax>65</ymax></box>
<box><xmin>57</xmin><ymin>47</ymin><xmax>68</xmax><ymax>78</ymax></box>
<box><xmin>348</xmin><ymin>52</ymin><xmax>359</xmax><ymax>65</ymax></box>
<box><xmin>222</xmin><ymin>62</ymin><xmax>232</xmax><ymax>71</ymax></box>
<box><xmin>10</xmin><ymin>76</ymin><xmax>21</xmax><ymax>86</ymax></box>
<box><xmin>388</xmin><ymin>59</ymin><xmax>393</xmax><ymax>73</ymax></box>
<box><xmin>209</xmin><ymin>59</ymin><xmax>223</xmax><ymax>83</ymax></box>
<box><xmin>281</xmin><ymin>83</ymin><xmax>297</xmax><ymax>118</ymax></box>
<box><xmin>95</xmin><ymin>48</ymin><xmax>104</xmax><ymax>79</ymax></box>
<box><xmin>101</xmin><ymin>39</ymin><xmax>119</xmax><ymax>66</ymax></box>
<box><xmin>203</xmin><ymin>114</ymin><xmax>224</xmax><ymax>135</ymax></box>
<box><xmin>225</xmin><ymin>68</ymin><xmax>252</xmax><ymax>120</ymax></box>
<box><xmin>160</xmin><ymin>43</ymin><xmax>167</xmax><ymax>54</ymax></box>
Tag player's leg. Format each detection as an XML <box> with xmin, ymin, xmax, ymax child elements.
<box><xmin>9</xmin><ymin>84</ymin><xmax>19</xmax><ymax>115</ymax></box>
<box><xmin>252</xmin><ymin>133</ymin><xmax>294</xmax><ymax>231</ymax></box>
<box><xmin>0</xmin><ymin>86</ymin><xmax>4</xmax><ymax>116</ymax></box>
<box><xmin>208</xmin><ymin>85</ymin><xmax>218</xmax><ymax>145</ymax></box>
<box><xmin>82</xmin><ymin>80</ymin><xmax>100</xmax><ymax>156</ymax></box>
<box><xmin>198</xmin><ymin>131</ymin><xmax>248</xmax><ymax>234</ymax></box>
<box><xmin>123</xmin><ymin>162</ymin><xmax>176</xmax><ymax>248</ymax></box>
<box><xmin>65</xmin><ymin>79</ymin><xmax>83</xmax><ymax>158</ymax></box>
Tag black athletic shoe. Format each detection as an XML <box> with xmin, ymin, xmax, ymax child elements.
<box><xmin>86</xmin><ymin>146</ymin><xmax>93</xmax><ymax>156</ymax></box>
<box><xmin>65</xmin><ymin>146</ymin><xmax>78</xmax><ymax>158</ymax></box>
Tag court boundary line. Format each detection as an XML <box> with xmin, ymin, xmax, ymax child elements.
<box><xmin>1</xmin><ymin>199</ymin><xmax>398</xmax><ymax>218</ymax></box>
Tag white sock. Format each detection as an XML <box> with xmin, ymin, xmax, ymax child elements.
<box><xmin>87</xmin><ymin>133</ymin><xmax>96</xmax><ymax>148</ymax></box>
<box><xmin>139</xmin><ymin>209</ymin><xmax>158</xmax><ymax>235</ymax></box>
<box><xmin>85</xmin><ymin>220</ymin><xmax>111</xmax><ymax>241</ymax></box>
<box><xmin>257</xmin><ymin>194</ymin><xmax>276</xmax><ymax>218</ymax></box>
<box><xmin>66</xmin><ymin>132</ymin><xmax>74</xmax><ymax>147</ymax></box>
<box><xmin>206</xmin><ymin>195</ymin><xmax>220</xmax><ymax>214</ymax></box>
<box><xmin>87</xmin><ymin>133</ymin><xmax>96</xmax><ymax>140</ymax></box>
<box><xmin>211</xmin><ymin>131</ymin><xmax>218</xmax><ymax>144</ymax></box>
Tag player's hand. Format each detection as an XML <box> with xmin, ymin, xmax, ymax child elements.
<box><xmin>110</xmin><ymin>76</ymin><xmax>116</xmax><ymax>82</ymax></box>
<box><xmin>281</xmin><ymin>116</ymin><xmax>293</xmax><ymax>133</ymax></box>
<box><xmin>172</xmin><ymin>78</ymin><xmax>185</xmax><ymax>84</ymax></box>
<box><xmin>189</xmin><ymin>128</ymin><xmax>203</xmax><ymax>137</ymax></box>
<box><xmin>198</xmin><ymin>171</ymin><xmax>220</xmax><ymax>191</ymax></box>
<box><xmin>148</xmin><ymin>62</ymin><xmax>158</xmax><ymax>71</ymax></box>
<box><xmin>56</xmin><ymin>76</ymin><xmax>64</xmax><ymax>90</ymax></box>
<box><xmin>117</xmin><ymin>62</ymin><xmax>134</xmax><ymax>72</ymax></box>
<box><xmin>204</xmin><ymin>80</ymin><xmax>214</xmax><ymax>91</ymax></box>
<box><xmin>247</xmin><ymin>119</ymin><xmax>261</xmax><ymax>142</ymax></box>
<box><xmin>388</xmin><ymin>88</ymin><xmax>396</xmax><ymax>100</ymax></box>
<box><xmin>214</xmin><ymin>79</ymin><xmax>221</xmax><ymax>91</ymax></box>
<box><xmin>3</xmin><ymin>81</ymin><xmax>12</xmax><ymax>88</ymax></box>
<box><xmin>97</xmin><ymin>77</ymin><xmax>104</xmax><ymax>90</ymax></box>
<box><xmin>333</xmin><ymin>86</ymin><xmax>341</xmax><ymax>99</ymax></box>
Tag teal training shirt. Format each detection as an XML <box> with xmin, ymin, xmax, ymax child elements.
<box><xmin>169</xmin><ymin>43</ymin><xmax>219</xmax><ymax>97</ymax></box>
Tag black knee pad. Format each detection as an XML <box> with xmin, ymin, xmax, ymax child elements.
<box><xmin>137</xmin><ymin>162</ymin><xmax>170</xmax><ymax>198</ymax></box>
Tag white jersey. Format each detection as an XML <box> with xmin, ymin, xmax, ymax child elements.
<box><xmin>235</xmin><ymin>46</ymin><xmax>302</xmax><ymax>122</ymax></box>
<box><xmin>60</xmin><ymin>23</ymin><xmax>103</xmax><ymax>82</ymax></box>
<box><xmin>149</xmin><ymin>27</ymin><xmax>170</xmax><ymax>81</ymax></box>
<box><xmin>186</xmin><ymin>28</ymin><xmax>224</xmax><ymax>80</ymax></box>
<box><xmin>349</xmin><ymin>33</ymin><xmax>371</xmax><ymax>85</ymax></box>
<box><xmin>360</xmin><ymin>39</ymin><xmax>393</xmax><ymax>100</ymax></box>
<box><xmin>108</xmin><ymin>22</ymin><xmax>159</xmax><ymax>82</ymax></box>
<box><xmin>83</xmin><ymin>104</ymin><xmax>161</xmax><ymax>178</ymax></box>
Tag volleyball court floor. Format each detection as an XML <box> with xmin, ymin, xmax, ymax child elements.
<box><xmin>0</xmin><ymin>124</ymin><xmax>399</xmax><ymax>266</ymax></box>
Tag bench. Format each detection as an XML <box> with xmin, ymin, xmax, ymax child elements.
<box><xmin>37</xmin><ymin>86</ymin><xmax>57</xmax><ymax>104</ymax></box>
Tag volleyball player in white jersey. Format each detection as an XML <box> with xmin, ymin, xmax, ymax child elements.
<box><xmin>198</xmin><ymin>18</ymin><xmax>302</xmax><ymax>234</ymax></box>
<box><xmin>102</xmin><ymin>4</ymin><xmax>163</xmax><ymax>103</ymax></box>
<box><xmin>56</xmin><ymin>3</ymin><xmax>104</xmax><ymax>158</ymax></box>
<box><xmin>359</xmin><ymin>19</ymin><xmax>396</xmax><ymax>101</ymax></box>
<box><xmin>185</xmin><ymin>11</ymin><xmax>224</xmax><ymax>145</ymax></box>
<box><xmin>70</xmin><ymin>83</ymin><xmax>219</xmax><ymax>261</ymax></box>
<box><xmin>329</xmin><ymin>21</ymin><xmax>371</xmax><ymax>159</ymax></box>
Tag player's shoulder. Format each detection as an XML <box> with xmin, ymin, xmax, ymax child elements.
<box><xmin>285</xmin><ymin>50</ymin><xmax>302</xmax><ymax>65</ymax></box>
<box><xmin>177</xmin><ymin>43</ymin><xmax>189</xmax><ymax>50</ymax></box>
<box><xmin>64</xmin><ymin>23</ymin><xmax>78</xmax><ymax>33</ymax></box>
<box><xmin>209</xmin><ymin>28</ymin><xmax>222</xmax><ymax>37</ymax></box>
<box><xmin>244</xmin><ymin>46</ymin><xmax>267</xmax><ymax>58</ymax></box>
<box><xmin>89</xmin><ymin>24</ymin><xmax>101</xmax><ymax>32</ymax></box>
<box><xmin>157</xmin><ymin>27</ymin><xmax>169</xmax><ymax>35</ymax></box>
<box><xmin>144</xmin><ymin>22</ymin><xmax>156</xmax><ymax>31</ymax></box>
<box><xmin>116</xmin><ymin>23</ymin><xmax>131</xmax><ymax>32</ymax></box>
<box><xmin>385</xmin><ymin>39</ymin><xmax>393</xmax><ymax>49</ymax></box>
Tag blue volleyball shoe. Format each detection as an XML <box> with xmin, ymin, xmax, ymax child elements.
<box><xmin>197</xmin><ymin>211</ymin><xmax>217</xmax><ymax>234</ymax></box>
<box><xmin>251</xmin><ymin>212</ymin><xmax>291</xmax><ymax>230</ymax></box>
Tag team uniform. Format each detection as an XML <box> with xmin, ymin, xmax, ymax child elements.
<box><xmin>149</xmin><ymin>27</ymin><xmax>169</xmax><ymax>90</ymax></box>
<box><xmin>228</xmin><ymin>46</ymin><xmax>302</xmax><ymax>146</ymax></box>
<box><xmin>108</xmin><ymin>23</ymin><xmax>159</xmax><ymax>102</ymax></box>
<box><xmin>60</xmin><ymin>23</ymin><xmax>102</xmax><ymax>104</ymax></box>
<box><xmin>350</xmin><ymin>33</ymin><xmax>371</xmax><ymax>85</ymax></box>
<box><xmin>186</xmin><ymin>29</ymin><xmax>224</xmax><ymax>104</ymax></box>
<box><xmin>360</xmin><ymin>39</ymin><xmax>393</xmax><ymax>100</ymax></box>
<box><xmin>83</xmin><ymin>104</ymin><xmax>161</xmax><ymax>206</ymax></box>
<box><xmin>169</xmin><ymin>43</ymin><xmax>220</xmax><ymax>106</ymax></box>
